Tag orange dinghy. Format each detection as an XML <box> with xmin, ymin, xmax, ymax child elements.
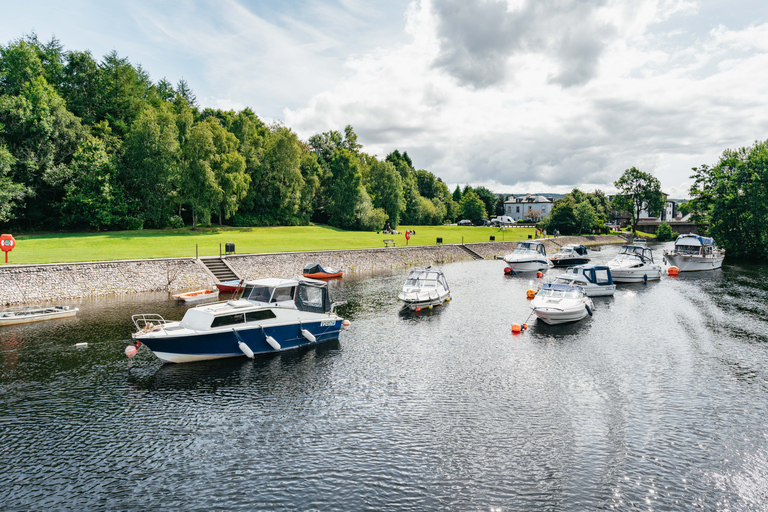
<box><xmin>302</xmin><ymin>263</ymin><xmax>343</xmax><ymax>280</ymax></box>
<box><xmin>172</xmin><ymin>289</ymin><xmax>219</xmax><ymax>303</ymax></box>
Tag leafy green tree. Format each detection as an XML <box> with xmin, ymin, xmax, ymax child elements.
<box><xmin>252</xmin><ymin>125</ymin><xmax>303</xmax><ymax>224</ymax></box>
<box><xmin>206</xmin><ymin>118</ymin><xmax>249</xmax><ymax>224</ymax></box>
<box><xmin>97</xmin><ymin>51</ymin><xmax>153</xmax><ymax>136</ymax></box>
<box><xmin>574</xmin><ymin>201</ymin><xmax>597</xmax><ymax>234</ymax></box>
<box><xmin>60</xmin><ymin>50</ymin><xmax>101</xmax><ymax>125</ymax></box>
<box><xmin>326</xmin><ymin>149</ymin><xmax>363</xmax><ymax>229</ymax></box>
<box><xmin>612</xmin><ymin>167</ymin><xmax>663</xmax><ymax>234</ymax></box>
<box><xmin>0</xmin><ymin>38</ymin><xmax>45</xmax><ymax>96</ymax></box>
<box><xmin>545</xmin><ymin>197</ymin><xmax>578</xmax><ymax>235</ymax></box>
<box><xmin>452</xmin><ymin>185</ymin><xmax>462</xmax><ymax>204</ymax></box>
<box><xmin>474</xmin><ymin>186</ymin><xmax>498</xmax><ymax>220</ymax></box>
<box><xmin>368</xmin><ymin>159</ymin><xmax>404</xmax><ymax>227</ymax></box>
<box><xmin>62</xmin><ymin>136</ymin><xmax>124</xmax><ymax>229</ymax></box>
<box><xmin>0</xmin><ymin>144</ymin><xmax>26</xmax><ymax>222</ymax></box>
<box><xmin>180</xmin><ymin>122</ymin><xmax>222</xmax><ymax>227</ymax></box>
<box><xmin>689</xmin><ymin>140</ymin><xmax>768</xmax><ymax>261</ymax></box>
<box><xmin>677</xmin><ymin>201</ymin><xmax>692</xmax><ymax>217</ymax></box>
<box><xmin>458</xmin><ymin>189</ymin><xmax>486</xmax><ymax>223</ymax></box>
<box><xmin>121</xmin><ymin>106</ymin><xmax>180</xmax><ymax>228</ymax></box>
<box><xmin>355</xmin><ymin>188</ymin><xmax>387</xmax><ymax>230</ymax></box>
<box><xmin>655</xmin><ymin>222</ymin><xmax>674</xmax><ymax>242</ymax></box>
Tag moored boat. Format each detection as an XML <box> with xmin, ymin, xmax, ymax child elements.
<box><xmin>398</xmin><ymin>266</ymin><xmax>451</xmax><ymax>310</ymax></box>
<box><xmin>530</xmin><ymin>283</ymin><xmax>594</xmax><ymax>325</ymax></box>
<box><xmin>549</xmin><ymin>244</ymin><xmax>590</xmax><ymax>267</ymax></box>
<box><xmin>215</xmin><ymin>279</ymin><xmax>244</xmax><ymax>292</ymax></box>
<box><xmin>663</xmin><ymin>234</ymin><xmax>724</xmax><ymax>271</ymax></box>
<box><xmin>554</xmin><ymin>264</ymin><xmax>616</xmax><ymax>296</ymax></box>
<box><xmin>133</xmin><ymin>277</ymin><xmax>345</xmax><ymax>363</ymax></box>
<box><xmin>0</xmin><ymin>305</ymin><xmax>79</xmax><ymax>326</ymax></box>
<box><xmin>606</xmin><ymin>245</ymin><xmax>662</xmax><ymax>283</ymax></box>
<box><xmin>302</xmin><ymin>263</ymin><xmax>343</xmax><ymax>279</ymax></box>
<box><xmin>172</xmin><ymin>289</ymin><xmax>219</xmax><ymax>303</ymax></box>
<box><xmin>503</xmin><ymin>241</ymin><xmax>549</xmax><ymax>273</ymax></box>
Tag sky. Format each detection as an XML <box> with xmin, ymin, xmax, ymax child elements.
<box><xmin>3</xmin><ymin>0</ymin><xmax>768</xmax><ymax>199</ymax></box>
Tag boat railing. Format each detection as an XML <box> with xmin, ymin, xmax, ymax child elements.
<box><xmin>330</xmin><ymin>301</ymin><xmax>347</xmax><ymax>314</ymax></box>
<box><xmin>132</xmin><ymin>314</ymin><xmax>171</xmax><ymax>333</ymax></box>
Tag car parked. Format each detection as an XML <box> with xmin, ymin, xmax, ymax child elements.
<box><xmin>457</xmin><ymin>219</ymin><xmax>473</xmax><ymax>226</ymax></box>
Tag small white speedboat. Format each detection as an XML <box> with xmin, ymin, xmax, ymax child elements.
<box><xmin>530</xmin><ymin>283</ymin><xmax>594</xmax><ymax>325</ymax></box>
<box><xmin>663</xmin><ymin>234</ymin><xmax>724</xmax><ymax>271</ymax></box>
<box><xmin>503</xmin><ymin>241</ymin><xmax>549</xmax><ymax>273</ymax></box>
<box><xmin>0</xmin><ymin>305</ymin><xmax>79</xmax><ymax>326</ymax></box>
<box><xmin>398</xmin><ymin>267</ymin><xmax>451</xmax><ymax>310</ymax></box>
<box><xmin>606</xmin><ymin>245</ymin><xmax>662</xmax><ymax>283</ymax></box>
<box><xmin>554</xmin><ymin>264</ymin><xmax>616</xmax><ymax>296</ymax></box>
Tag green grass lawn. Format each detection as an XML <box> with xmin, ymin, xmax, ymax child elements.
<box><xmin>4</xmin><ymin>225</ymin><xmax>538</xmax><ymax>264</ymax></box>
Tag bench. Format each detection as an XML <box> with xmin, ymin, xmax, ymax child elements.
<box><xmin>383</xmin><ymin>239</ymin><xmax>396</xmax><ymax>247</ymax></box>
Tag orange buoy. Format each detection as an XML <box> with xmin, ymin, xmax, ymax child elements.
<box><xmin>523</xmin><ymin>323</ymin><xmax>528</xmax><ymax>330</ymax></box>
<box><xmin>511</xmin><ymin>323</ymin><xmax>522</xmax><ymax>333</ymax></box>
<box><xmin>125</xmin><ymin>345</ymin><xmax>137</xmax><ymax>359</ymax></box>
<box><xmin>342</xmin><ymin>319</ymin><xmax>351</xmax><ymax>327</ymax></box>
<box><xmin>536</xmin><ymin>271</ymin><xmax>543</xmax><ymax>278</ymax></box>
<box><xmin>526</xmin><ymin>289</ymin><xmax>536</xmax><ymax>299</ymax></box>
<box><xmin>668</xmin><ymin>266</ymin><xmax>679</xmax><ymax>276</ymax></box>
<box><xmin>416</xmin><ymin>306</ymin><xmax>421</xmax><ymax>312</ymax></box>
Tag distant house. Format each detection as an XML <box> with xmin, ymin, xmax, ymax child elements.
<box><xmin>638</xmin><ymin>193</ymin><xmax>676</xmax><ymax>222</ymax></box>
<box><xmin>504</xmin><ymin>194</ymin><xmax>554</xmax><ymax>222</ymax></box>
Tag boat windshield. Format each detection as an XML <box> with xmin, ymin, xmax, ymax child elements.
<box><xmin>619</xmin><ymin>245</ymin><xmax>653</xmax><ymax>262</ymax></box>
<box><xmin>515</xmin><ymin>242</ymin><xmax>545</xmax><ymax>256</ymax></box>
<box><xmin>538</xmin><ymin>288</ymin><xmax>582</xmax><ymax>299</ymax></box>
<box><xmin>405</xmin><ymin>271</ymin><xmax>441</xmax><ymax>287</ymax></box>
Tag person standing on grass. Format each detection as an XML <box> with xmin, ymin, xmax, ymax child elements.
<box><xmin>405</xmin><ymin>230</ymin><xmax>411</xmax><ymax>245</ymax></box>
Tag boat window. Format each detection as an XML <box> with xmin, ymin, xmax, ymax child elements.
<box><xmin>295</xmin><ymin>283</ymin><xmax>330</xmax><ymax>313</ymax></box>
<box><xmin>245</xmin><ymin>310</ymin><xmax>277</xmax><ymax>322</ymax></box>
<box><xmin>211</xmin><ymin>313</ymin><xmax>245</xmax><ymax>328</ymax></box>
<box><xmin>271</xmin><ymin>286</ymin><xmax>295</xmax><ymax>302</ymax></box>
<box><xmin>244</xmin><ymin>285</ymin><xmax>271</xmax><ymax>303</ymax></box>
<box><xmin>594</xmin><ymin>269</ymin><xmax>610</xmax><ymax>284</ymax></box>
<box><xmin>565</xmin><ymin>290</ymin><xmax>582</xmax><ymax>299</ymax></box>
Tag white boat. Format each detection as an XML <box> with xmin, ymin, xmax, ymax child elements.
<box><xmin>549</xmin><ymin>244</ymin><xmax>590</xmax><ymax>267</ymax></box>
<box><xmin>663</xmin><ymin>234</ymin><xmax>724</xmax><ymax>271</ymax></box>
<box><xmin>530</xmin><ymin>283</ymin><xmax>594</xmax><ymax>325</ymax></box>
<box><xmin>0</xmin><ymin>305</ymin><xmax>79</xmax><ymax>326</ymax></box>
<box><xmin>172</xmin><ymin>289</ymin><xmax>219</xmax><ymax>303</ymax></box>
<box><xmin>606</xmin><ymin>245</ymin><xmax>662</xmax><ymax>283</ymax></box>
<box><xmin>132</xmin><ymin>277</ymin><xmax>345</xmax><ymax>363</ymax></box>
<box><xmin>554</xmin><ymin>264</ymin><xmax>616</xmax><ymax>296</ymax></box>
<box><xmin>503</xmin><ymin>241</ymin><xmax>549</xmax><ymax>273</ymax></box>
<box><xmin>398</xmin><ymin>267</ymin><xmax>451</xmax><ymax>310</ymax></box>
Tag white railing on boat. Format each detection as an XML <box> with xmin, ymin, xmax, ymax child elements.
<box><xmin>131</xmin><ymin>314</ymin><xmax>171</xmax><ymax>333</ymax></box>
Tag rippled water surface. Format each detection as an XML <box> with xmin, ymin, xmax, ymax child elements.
<box><xmin>2</xmin><ymin>242</ymin><xmax>768</xmax><ymax>511</ymax></box>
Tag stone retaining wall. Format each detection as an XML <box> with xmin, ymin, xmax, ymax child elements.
<box><xmin>0</xmin><ymin>235</ymin><xmax>628</xmax><ymax>305</ymax></box>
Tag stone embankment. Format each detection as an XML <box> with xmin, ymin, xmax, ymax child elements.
<box><xmin>0</xmin><ymin>235</ymin><xmax>628</xmax><ymax>305</ymax></box>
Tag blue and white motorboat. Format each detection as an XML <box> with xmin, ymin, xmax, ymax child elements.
<box><xmin>553</xmin><ymin>264</ymin><xmax>616</xmax><ymax>296</ymax></box>
<box><xmin>131</xmin><ymin>277</ymin><xmax>345</xmax><ymax>363</ymax></box>
<box><xmin>503</xmin><ymin>241</ymin><xmax>549</xmax><ymax>273</ymax></box>
<box><xmin>663</xmin><ymin>234</ymin><xmax>724</xmax><ymax>271</ymax></box>
<box><xmin>529</xmin><ymin>283</ymin><xmax>594</xmax><ymax>325</ymax></box>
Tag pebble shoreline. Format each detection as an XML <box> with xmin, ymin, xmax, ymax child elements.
<box><xmin>0</xmin><ymin>235</ymin><xmax>627</xmax><ymax>305</ymax></box>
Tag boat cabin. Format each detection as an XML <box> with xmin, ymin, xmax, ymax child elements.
<box><xmin>556</xmin><ymin>244</ymin><xmax>588</xmax><ymax>257</ymax></box>
<box><xmin>515</xmin><ymin>241</ymin><xmax>547</xmax><ymax>256</ymax></box>
<box><xmin>537</xmin><ymin>283</ymin><xmax>585</xmax><ymax>298</ymax></box>
<box><xmin>673</xmin><ymin>235</ymin><xmax>717</xmax><ymax>255</ymax></box>
<box><xmin>619</xmin><ymin>245</ymin><xmax>655</xmax><ymax>262</ymax></box>
<box><xmin>565</xmin><ymin>265</ymin><xmax>614</xmax><ymax>286</ymax></box>
<box><xmin>403</xmin><ymin>268</ymin><xmax>449</xmax><ymax>292</ymax></box>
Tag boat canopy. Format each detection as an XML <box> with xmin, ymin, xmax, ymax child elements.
<box><xmin>540</xmin><ymin>283</ymin><xmax>584</xmax><ymax>293</ymax></box>
<box><xmin>516</xmin><ymin>241</ymin><xmax>547</xmax><ymax>256</ymax></box>
<box><xmin>239</xmin><ymin>277</ymin><xmax>331</xmax><ymax>313</ymax></box>
<box><xmin>404</xmin><ymin>268</ymin><xmax>449</xmax><ymax>290</ymax></box>
<box><xmin>674</xmin><ymin>234</ymin><xmax>716</xmax><ymax>247</ymax></box>
<box><xmin>619</xmin><ymin>245</ymin><xmax>655</xmax><ymax>262</ymax></box>
<box><xmin>555</xmin><ymin>244</ymin><xmax>588</xmax><ymax>256</ymax></box>
<box><xmin>566</xmin><ymin>264</ymin><xmax>613</xmax><ymax>285</ymax></box>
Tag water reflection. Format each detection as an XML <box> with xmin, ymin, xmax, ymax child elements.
<box><xmin>2</xmin><ymin>243</ymin><xmax>768</xmax><ymax>511</ymax></box>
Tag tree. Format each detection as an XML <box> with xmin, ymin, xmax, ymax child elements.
<box><xmin>0</xmin><ymin>144</ymin><xmax>26</xmax><ymax>222</ymax></box>
<box><xmin>474</xmin><ymin>186</ymin><xmax>498</xmax><ymax>220</ymax></box>
<box><xmin>574</xmin><ymin>201</ymin><xmax>597</xmax><ymax>234</ymax></box>
<box><xmin>545</xmin><ymin>197</ymin><xmax>578</xmax><ymax>235</ymax></box>
<box><xmin>252</xmin><ymin>125</ymin><xmax>302</xmax><ymax>224</ymax></box>
<box><xmin>180</xmin><ymin>122</ymin><xmax>222</xmax><ymax>227</ymax></box>
<box><xmin>368</xmin><ymin>159</ymin><xmax>404</xmax><ymax>227</ymax></box>
<box><xmin>655</xmin><ymin>222</ymin><xmax>675</xmax><ymax>242</ymax></box>
<box><xmin>612</xmin><ymin>167</ymin><xmax>663</xmax><ymax>234</ymax></box>
<box><xmin>689</xmin><ymin>140</ymin><xmax>768</xmax><ymax>261</ymax></box>
<box><xmin>458</xmin><ymin>189</ymin><xmax>486</xmax><ymax>223</ymax></box>
<box><xmin>526</xmin><ymin>208</ymin><xmax>544</xmax><ymax>222</ymax></box>
<box><xmin>326</xmin><ymin>149</ymin><xmax>363</xmax><ymax>229</ymax></box>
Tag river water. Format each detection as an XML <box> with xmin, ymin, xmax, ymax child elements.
<box><xmin>1</xmin><ymin>242</ymin><xmax>767</xmax><ymax>511</ymax></box>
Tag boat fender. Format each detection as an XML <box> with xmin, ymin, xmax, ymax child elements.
<box><xmin>536</xmin><ymin>272</ymin><xmax>543</xmax><ymax>278</ymax></box>
<box><xmin>585</xmin><ymin>304</ymin><xmax>593</xmax><ymax>316</ymax></box>
<box><xmin>526</xmin><ymin>289</ymin><xmax>537</xmax><ymax>299</ymax></box>
<box><xmin>265</xmin><ymin>334</ymin><xmax>281</xmax><ymax>351</ymax></box>
<box><xmin>238</xmin><ymin>341</ymin><xmax>255</xmax><ymax>359</ymax></box>
<box><xmin>125</xmin><ymin>344</ymin><xmax>138</xmax><ymax>359</ymax></box>
<box><xmin>342</xmin><ymin>319</ymin><xmax>351</xmax><ymax>328</ymax></box>
<box><xmin>301</xmin><ymin>329</ymin><xmax>317</xmax><ymax>343</ymax></box>
<box><xmin>643</xmin><ymin>274</ymin><xmax>648</xmax><ymax>283</ymax></box>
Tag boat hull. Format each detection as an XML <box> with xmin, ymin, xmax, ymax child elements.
<box><xmin>610</xmin><ymin>267</ymin><xmax>662</xmax><ymax>283</ymax></box>
<box><xmin>215</xmin><ymin>280</ymin><xmax>242</xmax><ymax>292</ymax></box>
<box><xmin>303</xmin><ymin>271</ymin><xmax>343</xmax><ymax>279</ymax></box>
<box><xmin>135</xmin><ymin>319</ymin><xmax>343</xmax><ymax>363</ymax></box>
<box><xmin>549</xmin><ymin>257</ymin><xmax>590</xmax><ymax>267</ymax></box>
<box><xmin>664</xmin><ymin>254</ymin><xmax>724</xmax><ymax>271</ymax></box>
<box><xmin>0</xmin><ymin>308</ymin><xmax>78</xmax><ymax>326</ymax></box>
<box><xmin>398</xmin><ymin>290</ymin><xmax>451</xmax><ymax>310</ymax></box>
<box><xmin>531</xmin><ymin>305</ymin><xmax>591</xmax><ymax>325</ymax></box>
<box><xmin>504</xmin><ymin>258</ymin><xmax>549</xmax><ymax>272</ymax></box>
<box><xmin>173</xmin><ymin>290</ymin><xmax>219</xmax><ymax>303</ymax></box>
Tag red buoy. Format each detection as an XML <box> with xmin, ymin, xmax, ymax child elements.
<box><xmin>511</xmin><ymin>323</ymin><xmax>522</xmax><ymax>333</ymax></box>
<box><xmin>125</xmin><ymin>345</ymin><xmax>137</xmax><ymax>359</ymax></box>
<box><xmin>668</xmin><ymin>266</ymin><xmax>679</xmax><ymax>276</ymax></box>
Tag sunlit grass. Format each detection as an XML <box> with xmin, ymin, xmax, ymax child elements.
<box><xmin>5</xmin><ymin>224</ymin><xmax>538</xmax><ymax>264</ymax></box>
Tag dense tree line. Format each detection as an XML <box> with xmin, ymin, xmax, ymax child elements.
<box><xmin>689</xmin><ymin>139</ymin><xmax>768</xmax><ymax>261</ymax></box>
<box><xmin>542</xmin><ymin>189</ymin><xmax>612</xmax><ymax>235</ymax></box>
<box><xmin>0</xmin><ymin>34</ymin><xmax>459</xmax><ymax>232</ymax></box>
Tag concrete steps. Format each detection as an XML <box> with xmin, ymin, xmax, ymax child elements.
<box><xmin>200</xmin><ymin>257</ymin><xmax>239</xmax><ymax>282</ymax></box>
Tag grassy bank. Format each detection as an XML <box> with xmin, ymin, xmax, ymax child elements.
<box><xmin>4</xmin><ymin>225</ymin><xmax>541</xmax><ymax>264</ymax></box>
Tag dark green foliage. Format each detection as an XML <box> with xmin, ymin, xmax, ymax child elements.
<box><xmin>545</xmin><ymin>197</ymin><xmax>578</xmax><ymax>235</ymax></box>
<box><xmin>612</xmin><ymin>167</ymin><xmax>663</xmax><ymax>234</ymax></box>
<box><xmin>655</xmin><ymin>222</ymin><xmax>673</xmax><ymax>242</ymax></box>
<box><xmin>689</xmin><ymin>140</ymin><xmax>768</xmax><ymax>261</ymax></box>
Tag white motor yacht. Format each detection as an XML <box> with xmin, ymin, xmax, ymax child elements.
<box><xmin>530</xmin><ymin>283</ymin><xmax>594</xmax><ymax>325</ymax></box>
<box><xmin>606</xmin><ymin>245</ymin><xmax>662</xmax><ymax>283</ymax></box>
<box><xmin>663</xmin><ymin>234</ymin><xmax>724</xmax><ymax>271</ymax></box>
<box><xmin>503</xmin><ymin>241</ymin><xmax>549</xmax><ymax>273</ymax></box>
<box><xmin>398</xmin><ymin>267</ymin><xmax>451</xmax><ymax>310</ymax></box>
<box><xmin>549</xmin><ymin>244</ymin><xmax>590</xmax><ymax>267</ymax></box>
<box><xmin>553</xmin><ymin>265</ymin><xmax>616</xmax><ymax>296</ymax></box>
